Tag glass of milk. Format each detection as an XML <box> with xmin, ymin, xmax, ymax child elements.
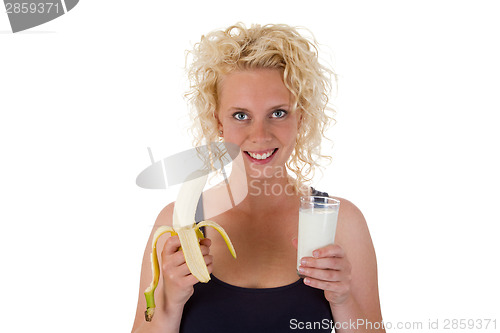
<box><xmin>297</xmin><ymin>196</ymin><xmax>340</xmax><ymax>275</ymax></box>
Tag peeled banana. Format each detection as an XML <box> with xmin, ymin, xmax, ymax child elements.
<box><xmin>144</xmin><ymin>220</ymin><xmax>236</xmax><ymax>322</ymax></box>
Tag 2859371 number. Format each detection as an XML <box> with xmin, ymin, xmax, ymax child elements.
<box><xmin>443</xmin><ymin>319</ymin><xmax>497</xmax><ymax>330</ymax></box>
<box><xmin>5</xmin><ymin>2</ymin><xmax>60</xmax><ymax>14</ymax></box>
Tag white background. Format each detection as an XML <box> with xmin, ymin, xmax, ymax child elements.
<box><xmin>1</xmin><ymin>0</ymin><xmax>499</xmax><ymax>331</ymax></box>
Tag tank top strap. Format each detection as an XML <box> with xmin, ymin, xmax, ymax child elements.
<box><xmin>194</xmin><ymin>194</ymin><xmax>204</xmax><ymax>222</ymax></box>
<box><xmin>310</xmin><ymin>187</ymin><xmax>329</xmax><ymax>197</ymax></box>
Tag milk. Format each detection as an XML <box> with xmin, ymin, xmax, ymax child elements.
<box><xmin>297</xmin><ymin>208</ymin><xmax>339</xmax><ymax>271</ymax></box>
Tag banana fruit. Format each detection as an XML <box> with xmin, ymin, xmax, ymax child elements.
<box><xmin>144</xmin><ymin>220</ymin><xmax>236</xmax><ymax>322</ymax></box>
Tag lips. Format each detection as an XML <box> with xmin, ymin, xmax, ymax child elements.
<box><xmin>244</xmin><ymin>148</ymin><xmax>278</xmax><ymax>162</ymax></box>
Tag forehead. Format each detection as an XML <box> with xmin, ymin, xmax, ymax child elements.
<box><xmin>218</xmin><ymin>68</ymin><xmax>292</xmax><ymax>107</ymax></box>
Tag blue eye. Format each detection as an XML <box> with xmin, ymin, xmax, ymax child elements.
<box><xmin>271</xmin><ymin>109</ymin><xmax>287</xmax><ymax>118</ymax></box>
<box><xmin>233</xmin><ymin>112</ymin><xmax>249</xmax><ymax>121</ymax></box>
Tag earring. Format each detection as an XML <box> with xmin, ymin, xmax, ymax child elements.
<box><xmin>218</xmin><ymin>130</ymin><xmax>223</xmax><ymax>136</ymax></box>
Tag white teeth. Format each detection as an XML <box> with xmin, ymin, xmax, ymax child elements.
<box><xmin>247</xmin><ymin>150</ymin><xmax>275</xmax><ymax>160</ymax></box>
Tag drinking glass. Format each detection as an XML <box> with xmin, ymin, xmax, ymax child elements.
<box><xmin>297</xmin><ymin>196</ymin><xmax>340</xmax><ymax>274</ymax></box>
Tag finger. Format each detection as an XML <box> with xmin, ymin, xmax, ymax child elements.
<box><xmin>199</xmin><ymin>238</ymin><xmax>212</xmax><ymax>256</ymax></box>
<box><xmin>175</xmin><ymin>256</ymin><xmax>214</xmax><ymax>287</ymax></box>
<box><xmin>303</xmin><ymin>276</ymin><xmax>336</xmax><ymax>291</ymax></box>
<box><xmin>206</xmin><ymin>262</ymin><xmax>214</xmax><ymax>274</ymax></box>
<box><xmin>204</xmin><ymin>254</ymin><xmax>213</xmax><ymax>267</ymax></box>
<box><xmin>168</xmin><ymin>245</ymin><xmax>210</xmax><ymax>268</ymax></box>
<box><xmin>303</xmin><ymin>276</ymin><xmax>348</xmax><ymax>295</ymax></box>
<box><xmin>300</xmin><ymin>256</ymin><xmax>345</xmax><ymax>270</ymax></box>
<box><xmin>163</xmin><ymin>249</ymin><xmax>188</xmax><ymax>268</ymax></box>
<box><xmin>179</xmin><ymin>272</ymin><xmax>201</xmax><ymax>288</ymax></box>
<box><xmin>298</xmin><ymin>266</ymin><xmax>343</xmax><ymax>282</ymax></box>
<box><xmin>313</xmin><ymin>244</ymin><xmax>345</xmax><ymax>259</ymax></box>
<box><xmin>199</xmin><ymin>245</ymin><xmax>211</xmax><ymax>256</ymax></box>
<box><xmin>199</xmin><ymin>238</ymin><xmax>211</xmax><ymax>247</ymax></box>
<box><xmin>163</xmin><ymin>237</ymin><xmax>211</xmax><ymax>268</ymax></box>
<box><xmin>173</xmin><ymin>251</ymin><xmax>212</xmax><ymax>270</ymax></box>
<box><xmin>162</xmin><ymin>235</ymin><xmax>182</xmax><ymax>255</ymax></box>
<box><xmin>164</xmin><ymin>261</ymin><xmax>193</xmax><ymax>282</ymax></box>
<box><xmin>164</xmin><ymin>246</ymin><xmax>214</xmax><ymax>272</ymax></box>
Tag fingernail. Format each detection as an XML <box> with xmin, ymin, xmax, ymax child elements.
<box><xmin>300</xmin><ymin>258</ymin><xmax>307</xmax><ymax>265</ymax></box>
<box><xmin>313</xmin><ymin>250</ymin><xmax>319</xmax><ymax>258</ymax></box>
<box><xmin>298</xmin><ymin>266</ymin><xmax>305</xmax><ymax>274</ymax></box>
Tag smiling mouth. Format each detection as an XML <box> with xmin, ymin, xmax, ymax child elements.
<box><xmin>245</xmin><ymin>148</ymin><xmax>278</xmax><ymax>160</ymax></box>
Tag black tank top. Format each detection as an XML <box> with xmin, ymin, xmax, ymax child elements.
<box><xmin>181</xmin><ymin>188</ymin><xmax>333</xmax><ymax>333</ymax></box>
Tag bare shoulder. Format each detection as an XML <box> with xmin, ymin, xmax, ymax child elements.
<box><xmin>332</xmin><ymin>197</ymin><xmax>364</xmax><ymax>218</ymax></box>
<box><xmin>331</xmin><ymin>197</ymin><xmax>370</xmax><ymax>238</ymax></box>
<box><xmin>330</xmin><ymin>196</ymin><xmax>376</xmax><ymax>266</ymax></box>
<box><xmin>154</xmin><ymin>201</ymin><xmax>175</xmax><ymax>227</ymax></box>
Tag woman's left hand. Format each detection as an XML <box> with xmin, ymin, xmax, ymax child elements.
<box><xmin>297</xmin><ymin>244</ymin><xmax>352</xmax><ymax>306</ymax></box>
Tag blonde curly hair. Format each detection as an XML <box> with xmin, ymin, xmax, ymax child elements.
<box><xmin>186</xmin><ymin>23</ymin><xmax>336</xmax><ymax>189</ymax></box>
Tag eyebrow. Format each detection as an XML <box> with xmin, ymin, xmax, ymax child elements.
<box><xmin>227</xmin><ymin>104</ymin><xmax>290</xmax><ymax>113</ymax></box>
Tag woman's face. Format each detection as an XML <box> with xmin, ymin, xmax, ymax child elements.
<box><xmin>217</xmin><ymin>68</ymin><xmax>300</xmax><ymax>179</ymax></box>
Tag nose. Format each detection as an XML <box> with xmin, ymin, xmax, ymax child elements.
<box><xmin>249</xmin><ymin>120</ymin><xmax>272</xmax><ymax>144</ymax></box>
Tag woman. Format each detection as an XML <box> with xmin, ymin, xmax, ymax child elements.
<box><xmin>132</xmin><ymin>23</ymin><xmax>384</xmax><ymax>333</ymax></box>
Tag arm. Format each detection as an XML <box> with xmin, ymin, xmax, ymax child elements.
<box><xmin>298</xmin><ymin>198</ymin><xmax>385</xmax><ymax>333</ymax></box>
<box><xmin>131</xmin><ymin>203</ymin><xmax>213</xmax><ymax>333</ymax></box>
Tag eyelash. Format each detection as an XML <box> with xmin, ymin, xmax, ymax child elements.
<box><xmin>232</xmin><ymin>109</ymin><xmax>288</xmax><ymax>121</ymax></box>
<box><xmin>271</xmin><ymin>109</ymin><xmax>288</xmax><ymax>118</ymax></box>
<box><xmin>232</xmin><ymin>112</ymin><xmax>248</xmax><ymax>121</ymax></box>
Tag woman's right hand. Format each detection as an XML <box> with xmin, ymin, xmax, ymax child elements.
<box><xmin>161</xmin><ymin>236</ymin><xmax>213</xmax><ymax>309</ymax></box>
<box><xmin>131</xmin><ymin>203</ymin><xmax>212</xmax><ymax>333</ymax></box>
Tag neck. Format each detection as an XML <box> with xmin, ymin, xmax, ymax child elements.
<box><xmin>226</xmin><ymin>157</ymin><xmax>304</xmax><ymax>215</ymax></box>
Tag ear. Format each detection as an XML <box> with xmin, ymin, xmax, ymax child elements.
<box><xmin>216</xmin><ymin>116</ymin><xmax>224</xmax><ymax>137</ymax></box>
<box><xmin>214</xmin><ymin>112</ymin><xmax>222</xmax><ymax>130</ymax></box>
<box><xmin>297</xmin><ymin>110</ymin><xmax>303</xmax><ymax>129</ymax></box>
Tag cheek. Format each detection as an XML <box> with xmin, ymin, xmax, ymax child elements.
<box><xmin>278</xmin><ymin>128</ymin><xmax>299</xmax><ymax>155</ymax></box>
<box><xmin>285</xmin><ymin>122</ymin><xmax>300</xmax><ymax>143</ymax></box>
<box><xmin>222</xmin><ymin>128</ymin><xmax>244</xmax><ymax>143</ymax></box>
